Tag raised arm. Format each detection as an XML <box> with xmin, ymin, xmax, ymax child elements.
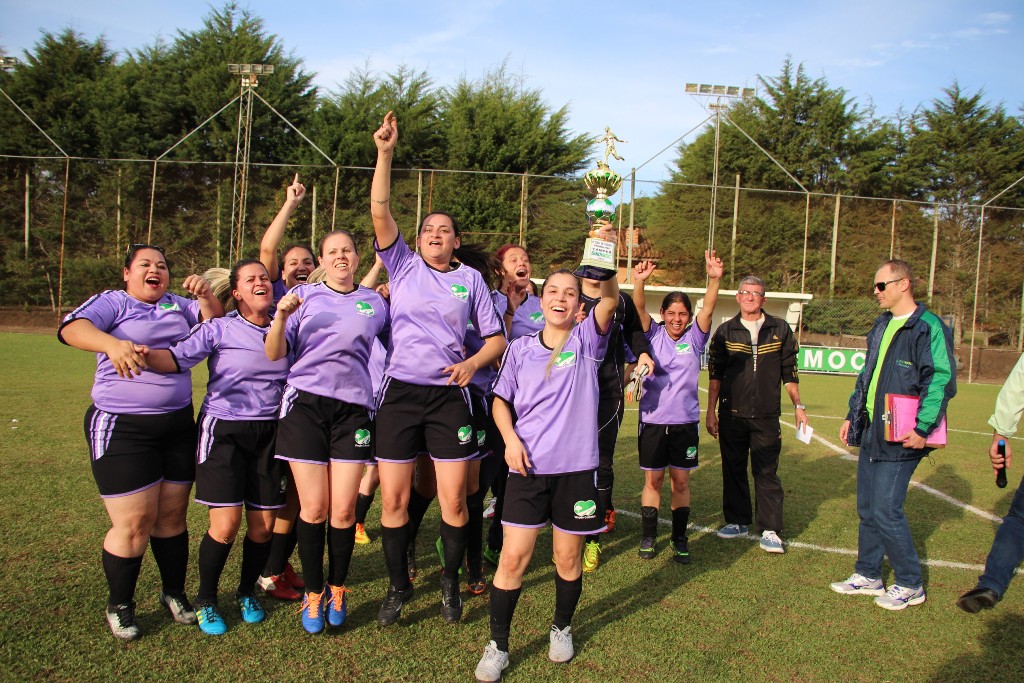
<box><xmin>260</xmin><ymin>174</ymin><xmax>306</xmax><ymax>279</ymax></box>
<box><xmin>265</xmin><ymin>293</ymin><xmax>301</xmax><ymax>361</ymax></box>
<box><xmin>182</xmin><ymin>274</ymin><xmax>223</xmax><ymax>322</ymax></box>
<box><xmin>696</xmin><ymin>250</ymin><xmax>724</xmax><ymax>333</ymax></box>
<box><xmin>631</xmin><ymin>260</ymin><xmax>655</xmax><ymax>332</ymax></box>
<box><xmin>371</xmin><ymin>111</ymin><xmax>400</xmax><ymax>250</ymax></box>
<box><xmin>360</xmin><ymin>253</ymin><xmax>386</xmax><ymax>289</ymax></box>
<box><xmin>591</xmin><ymin>225</ymin><xmax>619</xmax><ymax>334</ymax></box>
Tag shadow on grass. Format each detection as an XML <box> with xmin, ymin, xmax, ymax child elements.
<box><xmin>915</xmin><ymin>462</ymin><xmax>969</xmax><ymax>586</ymax></box>
<box><xmin>929</xmin><ymin>612</ymin><xmax>1024</xmax><ymax>683</ymax></box>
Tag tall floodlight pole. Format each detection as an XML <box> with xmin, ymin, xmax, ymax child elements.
<box><xmin>684</xmin><ymin>84</ymin><xmax>755</xmax><ymax>254</ymax></box>
<box><xmin>227</xmin><ymin>63</ymin><xmax>274</xmax><ymax>264</ymax></box>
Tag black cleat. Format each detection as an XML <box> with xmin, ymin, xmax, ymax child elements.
<box><xmin>638</xmin><ymin>537</ymin><xmax>656</xmax><ymax>560</ymax></box>
<box><xmin>440</xmin><ymin>573</ymin><xmax>463</xmax><ymax>623</ymax></box>
<box><xmin>672</xmin><ymin>537</ymin><xmax>691</xmax><ymax>565</ymax></box>
<box><xmin>956</xmin><ymin>586</ymin><xmax>999</xmax><ymax>613</ymax></box>
<box><xmin>377</xmin><ymin>584</ymin><xmax>414</xmax><ymax>626</ymax></box>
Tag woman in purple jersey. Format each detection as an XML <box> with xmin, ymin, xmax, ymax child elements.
<box><xmin>474</xmin><ymin>260</ymin><xmax>618</xmax><ymax>683</ymax></box>
<box><xmin>371</xmin><ymin>111</ymin><xmax>507</xmax><ymax>627</ymax></box>
<box><xmin>631</xmin><ymin>252</ymin><xmax>723</xmax><ymax>564</ymax></box>
<box><xmin>265</xmin><ymin>230</ymin><xmax>389</xmax><ymax>635</ymax></box>
<box><xmin>58</xmin><ymin>244</ymin><xmax>222</xmax><ymax>641</ymax></box>
<box><xmin>257</xmin><ymin>174</ymin><xmax>316</xmax><ymax>600</ymax></box>
<box><xmin>145</xmin><ymin>259</ymin><xmax>290</xmax><ymax>635</ymax></box>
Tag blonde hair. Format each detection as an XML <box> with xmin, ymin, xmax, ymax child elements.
<box><xmin>202</xmin><ymin>267</ymin><xmax>234</xmax><ymax>310</ymax></box>
<box><xmin>541</xmin><ymin>269</ymin><xmax>581</xmax><ymax>378</ymax></box>
<box><xmin>305</xmin><ymin>266</ymin><xmax>327</xmax><ymax>284</ymax></box>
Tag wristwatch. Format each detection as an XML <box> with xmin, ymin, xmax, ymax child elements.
<box><xmin>794</xmin><ymin>404</ymin><xmax>806</xmax><ymax>410</ymax></box>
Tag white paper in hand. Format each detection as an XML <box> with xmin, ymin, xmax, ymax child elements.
<box><xmin>796</xmin><ymin>423</ymin><xmax>813</xmax><ymax>444</ymax></box>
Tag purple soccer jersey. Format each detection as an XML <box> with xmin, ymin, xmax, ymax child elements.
<box><xmin>465</xmin><ymin>319</ymin><xmax>496</xmax><ymax>395</ymax></box>
<box><xmin>492</xmin><ymin>290</ymin><xmax>545</xmax><ymax>342</ymax></box>
<box><xmin>376</xmin><ymin>234</ymin><xmax>503</xmax><ymax>386</ymax></box>
<box><xmin>369</xmin><ymin>337</ymin><xmax>387</xmax><ymax>403</ymax></box>
<box><xmin>168</xmin><ymin>311</ymin><xmax>290</xmax><ymax>420</ymax></box>
<box><xmin>640</xmin><ymin>322</ymin><xmax>710</xmax><ymax>425</ymax></box>
<box><xmin>491</xmin><ymin>315</ymin><xmax>609</xmax><ymax>475</ymax></box>
<box><xmin>282</xmin><ymin>282</ymin><xmax>388</xmax><ymax>409</ymax></box>
<box><xmin>58</xmin><ymin>290</ymin><xmax>201</xmax><ymax>414</ymax></box>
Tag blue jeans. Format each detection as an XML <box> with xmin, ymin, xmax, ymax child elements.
<box><xmin>854</xmin><ymin>429</ymin><xmax>923</xmax><ymax>589</ymax></box>
<box><xmin>977</xmin><ymin>472</ymin><xmax>1024</xmax><ymax>597</ymax></box>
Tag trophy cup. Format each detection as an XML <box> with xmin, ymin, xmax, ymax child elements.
<box><xmin>574</xmin><ymin>128</ymin><xmax>625</xmax><ymax>281</ymax></box>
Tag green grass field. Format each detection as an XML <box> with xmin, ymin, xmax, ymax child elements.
<box><xmin>1</xmin><ymin>332</ymin><xmax>1022</xmax><ymax>682</ymax></box>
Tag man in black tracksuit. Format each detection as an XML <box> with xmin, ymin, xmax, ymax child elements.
<box><xmin>706</xmin><ymin>275</ymin><xmax>807</xmax><ymax>554</ymax></box>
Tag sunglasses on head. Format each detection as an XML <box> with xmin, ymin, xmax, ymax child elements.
<box><xmin>874</xmin><ymin>277</ymin><xmax>904</xmax><ymax>292</ymax></box>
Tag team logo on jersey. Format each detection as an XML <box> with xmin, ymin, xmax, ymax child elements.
<box><xmin>675</xmin><ymin>342</ymin><xmax>691</xmax><ymax>355</ymax></box>
<box><xmin>457</xmin><ymin>425</ymin><xmax>473</xmax><ymax>444</ymax></box>
<box><xmin>158</xmin><ymin>302</ymin><xmax>181</xmax><ymax>312</ymax></box>
<box><xmin>477</xmin><ymin>429</ymin><xmax>487</xmax><ymax>447</ymax></box>
<box><xmin>354</xmin><ymin>429</ymin><xmax>372</xmax><ymax>446</ymax></box>
<box><xmin>573</xmin><ymin>499</ymin><xmax>597</xmax><ymax>519</ymax></box>
<box><xmin>685</xmin><ymin>446</ymin><xmax>697</xmax><ymax>460</ymax></box>
<box><xmin>896</xmin><ymin>359</ymin><xmax>913</xmax><ymax>368</ymax></box>
<box><xmin>529</xmin><ymin>312</ymin><xmax>543</xmax><ymax>323</ymax></box>
<box><xmin>450</xmin><ymin>284</ymin><xmax>470</xmax><ymax>302</ymax></box>
<box><xmin>554</xmin><ymin>351</ymin><xmax>576</xmax><ymax>368</ymax></box>
<box><xmin>355</xmin><ymin>301</ymin><xmax>375</xmax><ymax>317</ymax></box>
<box><xmin>467</xmin><ymin>321</ymin><xmax>475</xmax><ymax>330</ymax></box>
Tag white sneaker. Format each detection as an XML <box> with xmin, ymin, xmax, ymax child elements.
<box><xmin>874</xmin><ymin>584</ymin><xmax>926</xmax><ymax>611</ymax></box>
<box><xmin>548</xmin><ymin>625</ymin><xmax>574</xmax><ymax>663</ymax></box>
<box><xmin>830</xmin><ymin>573</ymin><xmax>885</xmax><ymax>596</ymax></box>
<box><xmin>475</xmin><ymin>641</ymin><xmax>510</xmax><ymax>682</ymax></box>
<box><xmin>483</xmin><ymin>497</ymin><xmax>496</xmax><ymax>519</ymax></box>
<box><xmin>759</xmin><ymin>530</ymin><xmax>785</xmax><ymax>554</ymax></box>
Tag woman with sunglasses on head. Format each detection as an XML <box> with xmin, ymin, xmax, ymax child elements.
<box><xmin>144</xmin><ymin>259</ymin><xmax>291</xmax><ymax>635</ymax></box>
<box><xmin>630</xmin><ymin>252</ymin><xmax>723</xmax><ymax>563</ymax></box>
<box><xmin>371</xmin><ymin>111</ymin><xmax>507</xmax><ymax>626</ymax></box>
<box><xmin>264</xmin><ymin>229</ymin><xmax>389</xmax><ymax>635</ymax></box>
<box><xmin>58</xmin><ymin>244</ymin><xmax>223</xmax><ymax>640</ymax></box>
<box><xmin>474</xmin><ymin>246</ymin><xmax>618</xmax><ymax>682</ymax></box>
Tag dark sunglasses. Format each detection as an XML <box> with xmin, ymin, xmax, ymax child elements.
<box><xmin>874</xmin><ymin>277</ymin><xmax>904</xmax><ymax>292</ymax></box>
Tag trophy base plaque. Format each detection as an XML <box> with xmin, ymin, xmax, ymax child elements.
<box><xmin>574</xmin><ymin>236</ymin><xmax>617</xmax><ymax>281</ymax></box>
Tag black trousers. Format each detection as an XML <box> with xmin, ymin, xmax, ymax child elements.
<box><xmin>718</xmin><ymin>415</ymin><xmax>783</xmax><ymax>534</ymax></box>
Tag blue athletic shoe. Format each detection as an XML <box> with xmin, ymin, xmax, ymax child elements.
<box><xmin>196</xmin><ymin>603</ymin><xmax>228</xmax><ymax>636</ymax></box>
<box><xmin>236</xmin><ymin>593</ymin><xmax>266</xmax><ymax>624</ymax></box>
<box><xmin>327</xmin><ymin>584</ymin><xmax>349</xmax><ymax>627</ymax></box>
<box><xmin>299</xmin><ymin>588</ymin><xmax>326</xmax><ymax>634</ymax></box>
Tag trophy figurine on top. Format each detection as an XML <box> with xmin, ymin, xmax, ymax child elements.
<box><xmin>574</xmin><ymin>128</ymin><xmax>625</xmax><ymax>281</ymax></box>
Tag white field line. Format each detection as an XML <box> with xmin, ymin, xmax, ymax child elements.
<box><xmin>614</xmin><ymin>508</ymin><xmax>1020</xmax><ymax>575</ymax></box>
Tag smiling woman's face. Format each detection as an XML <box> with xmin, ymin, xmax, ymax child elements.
<box><xmin>123</xmin><ymin>248</ymin><xmax>169</xmax><ymax>303</ymax></box>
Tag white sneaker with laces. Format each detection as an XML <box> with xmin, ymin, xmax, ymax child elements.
<box><xmin>475</xmin><ymin>641</ymin><xmax>510</xmax><ymax>682</ymax></box>
<box><xmin>759</xmin><ymin>530</ymin><xmax>785</xmax><ymax>554</ymax></box>
<box><xmin>830</xmin><ymin>573</ymin><xmax>885</xmax><ymax>596</ymax></box>
<box><xmin>548</xmin><ymin>625</ymin><xmax>574</xmax><ymax>663</ymax></box>
<box><xmin>874</xmin><ymin>584</ymin><xmax>926</xmax><ymax>611</ymax></box>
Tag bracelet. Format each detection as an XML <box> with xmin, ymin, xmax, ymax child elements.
<box><xmin>794</xmin><ymin>404</ymin><xmax>806</xmax><ymax>410</ymax></box>
<box><xmin>372</xmin><ymin>197</ymin><xmax>390</xmax><ymax>205</ymax></box>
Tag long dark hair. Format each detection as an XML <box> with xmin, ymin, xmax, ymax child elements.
<box><xmin>453</xmin><ymin>243</ymin><xmax>498</xmax><ymax>290</ymax></box>
<box><xmin>540</xmin><ymin>269</ymin><xmax>581</xmax><ymax>378</ymax></box>
<box><xmin>660</xmin><ymin>291</ymin><xmax>693</xmax><ymax>317</ymax></box>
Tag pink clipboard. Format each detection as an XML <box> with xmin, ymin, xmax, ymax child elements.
<box><xmin>884</xmin><ymin>393</ymin><xmax>947</xmax><ymax>447</ymax></box>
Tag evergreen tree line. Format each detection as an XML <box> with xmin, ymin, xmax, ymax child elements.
<box><xmin>1</xmin><ymin>4</ymin><xmax>1022</xmax><ymax>346</ymax></box>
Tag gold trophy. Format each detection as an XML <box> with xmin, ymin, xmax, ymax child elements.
<box><xmin>575</xmin><ymin>128</ymin><xmax>625</xmax><ymax>281</ymax></box>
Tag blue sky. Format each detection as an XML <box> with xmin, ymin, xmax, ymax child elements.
<box><xmin>2</xmin><ymin>1</ymin><xmax>1022</xmax><ymax>189</ymax></box>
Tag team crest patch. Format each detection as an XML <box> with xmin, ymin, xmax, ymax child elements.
<box><xmin>450</xmin><ymin>284</ymin><xmax>470</xmax><ymax>302</ymax></box>
<box><xmin>573</xmin><ymin>500</ymin><xmax>597</xmax><ymax>519</ymax></box>
<box><xmin>355</xmin><ymin>301</ymin><xmax>375</xmax><ymax>317</ymax></box>
<box><xmin>685</xmin><ymin>446</ymin><xmax>697</xmax><ymax>460</ymax></box>
<box><xmin>354</xmin><ymin>429</ymin><xmax>371</xmax><ymax>446</ymax></box>
<box><xmin>554</xmin><ymin>351</ymin><xmax>576</xmax><ymax>368</ymax></box>
<box><xmin>675</xmin><ymin>342</ymin><xmax>691</xmax><ymax>355</ymax></box>
<box><xmin>457</xmin><ymin>425</ymin><xmax>473</xmax><ymax>444</ymax></box>
<box><xmin>476</xmin><ymin>429</ymin><xmax>487</xmax><ymax>447</ymax></box>
<box><xmin>529</xmin><ymin>312</ymin><xmax>543</xmax><ymax>323</ymax></box>
<box><xmin>158</xmin><ymin>302</ymin><xmax>181</xmax><ymax>312</ymax></box>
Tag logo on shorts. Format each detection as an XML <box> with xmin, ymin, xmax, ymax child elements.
<box><xmin>158</xmin><ymin>302</ymin><xmax>181</xmax><ymax>312</ymax></box>
<box><xmin>354</xmin><ymin>429</ymin><xmax>371</xmax><ymax>446</ymax></box>
<box><xmin>685</xmin><ymin>446</ymin><xmax>697</xmax><ymax>460</ymax></box>
<box><xmin>450</xmin><ymin>284</ymin><xmax>470</xmax><ymax>302</ymax></box>
<box><xmin>457</xmin><ymin>425</ymin><xmax>473</xmax><ymax>444</ymax></box>
<box><xmin>554</xmin><ymin>351</ymin><xmax>576</xmax><ymax>368</ymax></box>
<box><xmin>477</xmin><ymin>429</ymin><xmax>487</xmax><ymax>447</ymax></box>
<box><xmin>529</xmin><ymin>311</ymin><xmax>543</xmax><ymax>323</ymax></box>
<box><xmin>675</xmin><ymin>342</ymin><xmax>691</xmax><ymax>355</ymax></box>
<box><xmin>355</xmin><ymin>301</ymin><xmax>375</xmax><ymax>317</ymax></box>
<box><xmin>573</xmin><ymin>499</ymin><xmax>597</xmax><ymax>519</ymax></box>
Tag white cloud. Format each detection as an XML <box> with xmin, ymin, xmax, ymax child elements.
<box><xmin>980</xmin><ymin>12</ymin><xmax>1011</xmax><ymax>25</ymax></box>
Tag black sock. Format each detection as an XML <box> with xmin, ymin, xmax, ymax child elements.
<box><xmin>149</xmin><ymin>531</ymin><xmax>189</xmax><ymax>595</ymax></box>
<box><xmin>641</xmin><ymin>506</ymin><xmax>659</xmax><ymax>539</ymax></box>
<box><xmin>439</xmin><ymin>519</ymin><xmax>467</xmax><ymax>578</ymax></box>
<box><xmin>295</xmin><ymin>518</ymin><xmax>326</xmax><ymax>591</ymax></box>
<box><xmin>238</xmin><ymin>536</ymin><xmax>271</xmax><ymax>597</ymax></box>
<box><xmin>263</xmin><ymin>532</ymin><xmax>291</xmax><ymax>577</ymax></box>
<box><xmin>466</xmin><ymin>490</ymin><xmax>486</xmax><ymax>574</ymax></box>
<box><xmin>327</xmin><ymin>524</ymin><xmax>356</xmax><ymax>587</ymax></box>
<box><xmin>196</xmin><ymin>533</ymin><xmax>233</xmax><ymax>605</ymax></box>
<box><xmin>672</xmin><ymin>506</ymin><xmax>690</xmax><ymax>542</ymax></box>
<box><xmin>489</xmin><ymin>586</ymin><xmax>521</xmax><ymax>652</ymax></box>
<box><xmin>355</xmin><ymin>492</ymin><xmax>375</xmax><ymax>525</ymax></box>
<box><xmin>487</xmin><ymin>489</ymin><xmax>505</xmax><ymax>552</ymax></box>
<box><xmin>407</xmin><ymin>488</ymin><xmax>435</xmax><ymax>544</ymax></box>
<box><xmin>284</xmin><ymin>525</ymin><xmax>298</xmax><ymax>565</ymax></box>
<box><xmin>102</xmin><ymin>549</ymin><xmax>144</xmax><ymax>607</ymax></box>
<box><xmin>381</xmin><ymin>524</ymin><xmax>412</xmax><ymax>590</ymax></box>
<box><xmin>553</xmin><ymin>573</ymin><xmax>583</xmax><ymax>630</ymax></box>
<box><xmin>598</xmin><ymin>486</ymin><xmax>613</xmax><ymax>515</ymax></box>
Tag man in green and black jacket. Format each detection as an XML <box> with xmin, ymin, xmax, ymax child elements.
<box><xmin>833</xmin><ymin>259</ymin><xmax>956</xmax><ymax>611</ymax></box>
